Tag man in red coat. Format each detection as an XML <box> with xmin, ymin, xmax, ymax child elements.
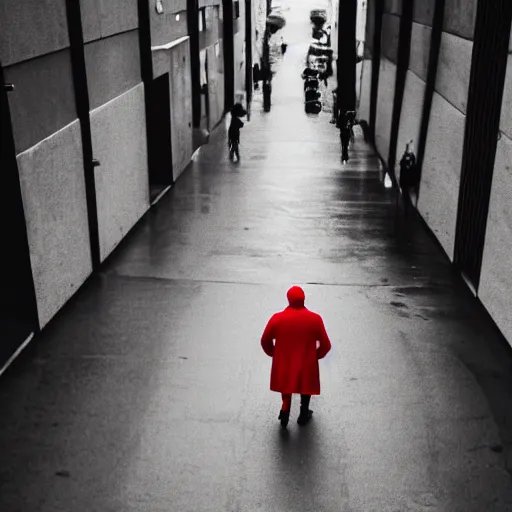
<box><xmin>261</xmin><ymin>286</ymin><xmax>332</xmax><ymax>428</ymax></box>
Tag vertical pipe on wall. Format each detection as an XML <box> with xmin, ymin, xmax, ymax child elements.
<box><xmin>387</xmin><ymin>0</ymin><xmax>413</xmax><ymax>179</ymax></box>
<box><xmin>369</xmin><ymin>0</ymin><xmax>383</xmax><ymax>143</ymax></box>
<box><xmin>223</xmin><ymin>0</ymin><xmax>235</xmax><ymax>111</ymax></box>
<box><xmin>188</xmin><ymin>0</ymin><xmax>202</xmax><ymax>127</ymax></box>
<box><xmin>138</xmin><ymin>0</ymin><xmax>154</xmax><ymax>83</ymax></box>
<box><xmin>337</xmin><ymin>0</ymin><xmax>357</xmax><ymax>114</ymax></box>
<box><xmin>64</xmin><ymin>0</ymin><xmax>100</xmax><ymax>270</ymax></box>
<box><xmin>416</xmin><ymin>0</ymin><xmax>445</xmax><ymax>186</ymax></box>
<box><xmin>245</xmin><ymin>0</ymin><xmax>253</xmax><ymax>111</ymax></box>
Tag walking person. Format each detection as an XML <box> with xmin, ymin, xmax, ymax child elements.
<box><xmin>399</xmin><ymin>140</ymin><xmax>419</xmax><ymax>218</ymax></box>
<box><xmin>261</xmin><ymin>286</ymin><xmax>332</xmax><ymax>428</ymax></box>
<box><xmin>228</xmin><ymin>103</ymin><xmax>245</xmax><ymax>161</ymax></box>
<box><xmin>337</xmin><ymin>110</ymin><xmax>355</xmax><ymax>164</ymax></box>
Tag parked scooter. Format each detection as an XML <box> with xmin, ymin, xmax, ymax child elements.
<box><xmin>302</xmin><ymin>66</ymin><xmax>322</xmax><ymax>114</ymax></box>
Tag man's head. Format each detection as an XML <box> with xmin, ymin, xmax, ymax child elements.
<box><xmin>287</xmin><ymin>286</ymin><xmax>305</xmax><ymax>308</ymax></box>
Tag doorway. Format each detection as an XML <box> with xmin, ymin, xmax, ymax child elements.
<box><xmin>147</xmin><ymin>73</ymin><xmax>174</xmax><ymax>203</ymax></box>
<box><xmin>0</xmin><ymin>64</ymin><xmax>39</xmax><ymax>370</ymax></box>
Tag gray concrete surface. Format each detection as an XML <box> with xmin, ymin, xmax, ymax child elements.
<box><xmin>2</xmin><ymin>3</ymin><xmax>512</xmax><ymax>511</ymax></box>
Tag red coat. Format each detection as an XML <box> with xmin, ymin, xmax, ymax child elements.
<box><xmin>261</xmin><ymin>306</ymin><xmax>332</xmax><ymax>395</ymax></box>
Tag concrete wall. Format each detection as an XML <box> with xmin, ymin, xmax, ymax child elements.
<box><xmin>207</xmin><ymin>43</ymin><xmax>225</xmax><ymax>129</ymax></box>
<box><xmin>169</xmin><ymin>39</ymin><xmax>194</xmax><ymax>180</ymax></box>
<box><xmin>200</xmin><ymin>4</ymin><xmax>225</xmax><ymax>128</ymax></box>
<box><xmin>358</xmin><ymin>59</ymin><xmax>372</xmax><ymax>122</ymax></box>
<box><xmin>80</xmin><ymin>0</ymin><xmax>138</xmax><ymax>42</ymax></box>
<box><xmin>0</xmin><ymin>0</ymin><xmax>94</xmax><ymax>330</ymax></box>
<box><xmin>233</xmin><ymin>0</ymin><xmax>247</xmax><ymax>103</ymax></box>
<box><xmin>150</xmin><ymin>0</ymin><xmax>188</xmax><ymax>48</ymax></box>
<box><xmin>16</xmin><ymin>121</ymin><xmax>92</xmax><ymax>328</ymax></box>
<box><xmin>0</xmin><ymin>0</ymin><xmax>69</xmax><ymax>66</ymax></box>
<box><xmin>395</xmin><ymin>0</ymin><xmax>434</xmax><ymax>181</ymax></box>
<box><xmin>91</xmin><ymin>85</ymin><xmax>150</xmax><ymax>261</ymax></box>
<box><xmin>85</xmin><ymin>30</ymin><xmax>142</xmax><ymax>110</ymax></box>
<box><xmin>374</xmin><ymin>58</ymin><xmax>396</xmax><ymax>161</ymax></box>
<box><xmin>479</xmin><ymin>28</ymin><xmax>512</xmax><ymax>346</ymax></box>
<box><xmin>82</xmin><ymin>1</ymin><xmax>150</xmax><ymax>262</ymax></box>
<box><xmin>417</xmin><ymin>0</ymin><xmax>476</xmax><ymax>260</ymax></box>
<box><xmin>3</xmin><ymin>50</ymin><xmax>76</xmax><ymax>154</ymax></box>
<box><xmin>373</xmin><ymin>3</ymin><xmax>400</xmax><ymax>163</ymax></box>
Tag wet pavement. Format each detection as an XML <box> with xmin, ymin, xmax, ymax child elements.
<box><xmin>3</xmin><ymin>5</ymin><xmax>512</xmax><ymax>512</ymax></box>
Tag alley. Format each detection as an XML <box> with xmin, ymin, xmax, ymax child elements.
<box><xmin>2</xmin><ymin>6</ymin><xmax>512</xmax><ymax>512</ymax></box>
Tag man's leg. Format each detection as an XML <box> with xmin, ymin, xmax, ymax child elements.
<box><xmin>234</xmin><ymin>142</ymin><xmax>240</xmax><ymax>161</ymax></box>
<box><xmin>342</xmin><ymin>139</ymin><xmax>349</xmax><ymax>162</ymax></box>
<box><xmin>298</xmin><ymin>394</ymin><xmax>313</xmax><ymax>425</ymax></box>
<box><xmin>279</xmin><ymin>393</ymin><xmax>292</xmax><ymax>428</ymax></box>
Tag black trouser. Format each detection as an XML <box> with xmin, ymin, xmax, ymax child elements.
<box><xmin>341</xmin><ymin>134</ymin><xmax>350</xmax><ymax>161</ymax></box>
<box><xmin>229</xmin><ymin>140</ymin><xmax>240</xmax><ymax>160</ymax></box>
<box><xmin>281</xmin><ymin>393</ymin><xmax>311</xmax><ymax>412</ymax></box>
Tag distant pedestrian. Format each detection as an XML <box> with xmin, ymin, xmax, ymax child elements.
<box><xmin>281</xmin><ymin>37</ymin><xmax>287</xmax><ymax>54</ymax></box>
<box><xmin>399</xmin><ymin>141</ymin><xmax>419</xmax><ymax>217</ymax></box>
<box><xmin>228</xmin><ymin>103</ymin><xmax>245</xmax><ymax>161</ymax></box>
<box><xmin>261</xmin><ymin>286</ymin><xmax>332</xmax><ymax>428</ymax></box>
<box><xmin>330</xmin><ymin>87</ymin><xmax>338</xmax><ymax>123</ymax></box>
<box><xmin>337</xmin><ymin>110</ymin><xmax>356</xmax><ymax>163</ymax></box>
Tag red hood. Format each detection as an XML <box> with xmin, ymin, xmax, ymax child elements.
<box><xmin>287</xmin><ymin>286</ymin><xmax>305</xmax><ymax>307</ymax></box>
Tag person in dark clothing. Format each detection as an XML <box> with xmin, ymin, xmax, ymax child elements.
<box><xmin>337</xmin><ymin>110</ymin><xmax>356</xmax><ymax>163</ymax></box>
<box><xmin>331</xmin><ymin>86</ymin><xmax>339</xmax><ymax>123</ymax></box>
<box><xmin>228</xmin><ymin>104</ymin><xmax>245</xmax><ymax>161</ymax></box>
<box><xmin>399</xmin><ymin>141</ymin><xmax>419</xmax><ymax>217</ymax></box>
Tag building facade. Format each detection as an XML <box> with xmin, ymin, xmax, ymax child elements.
<box><xmin>360</xmin><ymin>0</ymin><xmax>512</xmax><ymax>346</ymax></box>
<box><xmin>0</xmin><ymin>0</ymin><xmax>255</xmax><ymax>372</ymax></box>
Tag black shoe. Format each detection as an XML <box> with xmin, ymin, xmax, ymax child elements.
<box><xmin>297</xmin><ymin>409</ymin><xmax>313</xmax><ymax>426</ymax></box>
<box><xmin>278</xmin><ymin>410</ymin><xmax>290</xmax><ymax>428</ymax></box>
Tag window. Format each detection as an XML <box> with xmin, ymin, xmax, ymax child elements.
<box><xmin>233</xmin><ymin>1</ymin><xmax>240</xmax><ymax>19</ymax></box>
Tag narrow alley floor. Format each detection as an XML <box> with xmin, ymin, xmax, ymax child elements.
<box><xmin>3</xmin><ymin>8</ymin><xmax>512</xmax><ymax>512</ymax></box>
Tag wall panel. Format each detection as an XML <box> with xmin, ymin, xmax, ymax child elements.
<box><xmin>90</xmin><ymin>85</ymin><xmax>150</xmax><ymax>262</ymax></box>
<box><xmin>500</xmin><ymin>55</ymin><xmax>512</xmax><ymax>140</ymax></box>
<box><xmin>374</xmin><ymin>58</ymin><xmax>396</xmax><ymax>164</ymax></box>
<box><xmin>0</xmin><ymin>0</ymin><xmax>69</xmax><ymax>66</ymax></box>
<box><xmin>384</xmin><ymin>0</ymin><xmax>401</xmax><ymax>16</ymax></box>
<box><xmin>81</xmin><ymin>0</ymin><xmax>102</xmax><ymax>42</ymax></box>
<box><xmin>442</xmin><ymin>0</ymin><xmax>477</xmax><ymax>40</ymax></box>
<box><xmin>358</xmin><ymin>59</ymin><xmax>373</xmax><ymax>122</ymax></box>
<box><xmin>5</xmin><ymin>50</ymin><xmax>76</xmax><ymax>155</ymax></box>
<box><xmin>150</xmin><ymin>4</ymin><xmax>189</xmax><ymax>47</ymax></box>
<box><xmin>435</xmin><ymin>32</ymin><xmax>473</xmax><ymax>114</ymax></box>
<box><xmin>16</xmin><ymin>121</ymin><xmax>92</xmax><ymax>328</ymax></box>
<box><xmin>234</xmin><ymin>30</ymin><xmax>246</xmax><ymax>100</ymax></box>
<box><xmin>207</xmin><ymin>44</ymin><xmax>225</xmax><ymax>128</ymax></box>
<box><xmin>418</xmin><ymin>92</ymin><xmax>466</xmax><ymax>259</ymax></box>
<box><xmin>409</xmin><ymin>22</ymin><xmax>431</xmax><ymax>82</ymax></box>
<box><xmin>479</xmin><ymin>133</ymin><xmax>512</xmax><ymax>345</ymax></box>
<box><xmin>85</xmin><ymin>30</ymin><xmax>142</xmax><ymax>110</ymax></box>
<box><xmin>381</xmin><ymin>13</ymin><xmax>400</xmax><ymax>64</ymax></box>
<box><xmin>396</xmin><ymin>70</ymin><xmax>426</xmax><ymax>175</ymax></box>
<box><xmin>413</xmin><ymin>0</ymin><xmax>435</xmax><ymax>27</ymax></box>
<box><xmin>169</xmin><ymin>40</ymin><xmax>194</xmax><ymax>180</ymax></box>
<box><xmin>81</xmin><ymin>0</ymin><xmax>139</xmax><ymax>42</ymax></box>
